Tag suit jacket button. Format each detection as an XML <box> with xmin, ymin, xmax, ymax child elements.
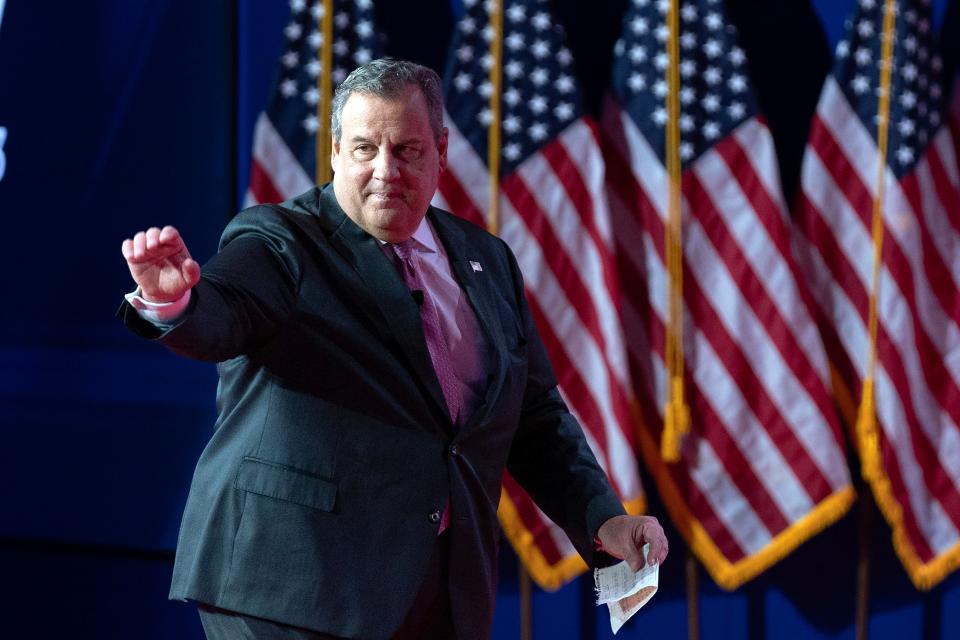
<box><xmin>429</xmin><ymin>510</ymin><xmax>441</xmax><ymax>524</ymax></box>
<box><xmin>449</xmin><ymin>444</ymin><xmax>459</xmax><ymax>456</ymax></box>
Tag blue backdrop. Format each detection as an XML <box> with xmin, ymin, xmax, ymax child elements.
<box><xmin>0</xmin><ymin>0</ymin><xmax>958</xmax><ymax>637</ymax></box>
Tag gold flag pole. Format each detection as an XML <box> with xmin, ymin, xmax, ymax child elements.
<box><xmin>855</xmin><ymin>0</ymin><xmax>896</xmax><ymax>484</ymax></box>
<box><xmin>854</xmin><ymin>3</ymin><xmax>895</xmax><ymax>633</ymax></box>
<box><xmin>484</xmin><ymin>0</ymin><xmax>522</xmax><ymax>634</ymax></box>
<box><xmin>520</xmin><ymin>560</ymin><xmax>533</xmax><ymax>640</ymax></box>
<box><xmin>855</xmin><ymin>491</ymin><xmax>874</xmax><ymax>640</ymax></box>
<box><xmin>316</xmin><ymin>0</ymin><xmax>334</xmax><ymax>184</ymax></box>
<box><xmin>686</xmin><ymin>551</ymin><xmax>700</xmax><ymax>640</ymax></box>
<box><xmin>662</xmin><ymin>0</ymin><xmax>690</xmax><ymax>462</ymax></box>
<box><xmin>486</xmin><ymin>0</ymin><xmax>503</xmax><ymax>236</ymax></box>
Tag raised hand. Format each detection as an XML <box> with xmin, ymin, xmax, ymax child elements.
<box><xmin>596</xmin><ymin>514</ymin><xmax>669</xmax><ymax>571</ymax></box>
<box><xmin>121</xmin><ymin>225</ymin><xmax>201</xmax><ymax>303</ymax></box>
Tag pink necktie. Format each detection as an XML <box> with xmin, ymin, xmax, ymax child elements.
<box><xmin>392</xmin><ymin>239</ymin><xmax>458</xmax><ymax>535</ymax></box>
<box><xmin>392</xmin><ymin>239</ymin><xmax>463</xmax><ymax>425</ymax></box>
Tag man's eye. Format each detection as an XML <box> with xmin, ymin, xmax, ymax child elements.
<box><xmin>354</xmin><ymin>144</ymin><xmax>375</xmax><ymax>156</ymax></box>
<box><xmin>397</xmin><ymin>146</ymin><xmax>422</xmax><ymax>161</ymax></box>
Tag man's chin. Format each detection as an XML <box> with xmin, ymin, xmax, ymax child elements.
<box><xmin>363</xmin><ymin>208</ymin><xmax>423</xmax><ymax>242</ymax></box>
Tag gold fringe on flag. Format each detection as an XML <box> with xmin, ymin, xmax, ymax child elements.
<box><xmin>855</xmin><ymin>0</ymin><xmax>896</xmax><ymax>484</ymax></box>
<box><xmin>633</xmin><ymin>399</ymin><xmax>856</xmax><ymax>589</ymax></box>
<box><xmin>316</xmin><ymin>0</ymin><xmax>334</xmax><ymax>184</ymax></box>
<box><xmin>662</xmin><ymin>0</ymin><xmax>690</xmax><ymax>462</ymax></box>
<box><xmin>847</xmin><ymin>0</ymin><xmax>960</xmax><ymax>592</ymax></box>
<box><xmin>498</xmin><ymin>487</ymin><xmax>648</xmax><ymax>590</ymax></box>
<box><xmin>484</xmin><ymin>0</ymin><xmax>650</xmax><ymax>592</ymax></box>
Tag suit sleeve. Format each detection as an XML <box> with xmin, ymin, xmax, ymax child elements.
<box><xmin>117</xmin><ymin>206</ymin><xmax>303</xmax><ymax>362</ymax></box>
<box><xmin>500</xmin><ymin>243</ymin><xmax>626</xmax><ymax>568</ymax></box>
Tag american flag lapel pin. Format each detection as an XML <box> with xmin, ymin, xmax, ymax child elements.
<box><xmin>469</xmin><ymin>260</ymin><xmax>483</xmax><ymax>272</ymax></box>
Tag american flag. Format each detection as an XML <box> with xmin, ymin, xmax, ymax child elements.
<box><xmin>245</xmin><ymin>0</ymin><xmax>380</xmax><ymax>206</ymax></box>
<box><xmin>434</xmin><ymin>0</ymin><xmax>645</xmax><ymax>589</ymax></box>
<box><xmin>601</xmin><ymin>0</ymin><xmax>853</xmax><ymax>589</ymax></box>
<box><xmin>794</xmin><ymin>0</ymin><xmax>960</xmax><ymax>589</ymax></box>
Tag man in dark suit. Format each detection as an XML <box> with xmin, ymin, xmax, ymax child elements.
<box><xmin>119</xmin><ymin>58</ymin><xmax>667</xmax><ymax>639</ymax></box>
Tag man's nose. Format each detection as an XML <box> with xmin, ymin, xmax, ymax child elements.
<box><xmin>372</xmin><ymin>149</ymin><xmax>400</xmax><ymax>181</ymax></box>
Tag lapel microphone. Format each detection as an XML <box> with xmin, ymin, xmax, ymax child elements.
<box><xmin>411</xmin><ymin>290</ymin><xmax>425</xmax><ymax>306</ymax></box>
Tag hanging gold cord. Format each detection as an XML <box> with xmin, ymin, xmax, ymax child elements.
<box><xmin>856</xmin><ymin>0</ymin><xmax>896</xmax><ymax>483</ymax></box>
<box><xmin>316</xmin><ymin>0</ymin><xmax>334</xmax><ymax>184</ymax></box>
<box><xmin>662</xmin><ymin>0</ymin><xmax>689</xmax><ymax>462</ymax></box>
<box><xmin>486</xmin><ymin>0</ymin><xmax>504</xmax><ymax>236</ymax></box>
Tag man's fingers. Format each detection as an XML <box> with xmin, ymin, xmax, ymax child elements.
<box><xmin>121</xmin><ymin>226</ymin><xmax>197</xmax><ymax>301</ymax></box>
<box><xmin>597</xmin><ymin>514</ymin><xmax>671</xmax><ymax>570</ymax></box>
<box><xmin>624</xmin><ymin>517</ymin><xmax>667</xmax><ymax>567</ymax></box>
<box><xmin>145</xmin><ymin>226</ymin><xmax>161</xmax><ymax>251</ymax></box>
<box><xmin>641</xmin><ymin>521</ymin><xmax>668</xmax><ymax>566</ymax></box>
<box><xmin>647</xmin><ymin>536</ymin><xmax>668</xmax><ymax>566</ymax></box>
<box><xmin>182</xmin><ymin>257</ymin><xmax>201</xmax><ymax>287</ymax></box>
<box><xmin>132</xmin><ymin>231</ymin><xmax>147</xmax><ymax>260</ymax></box>
<box><xmin>124</xmin><ymin>227</ymin><xmax>188</xmax><ymax>265</ymax></box>
<box><xmin>159</xmin><ymin>225</ymin><xmax>181</xmax><ymax>246</ymax></box>
<box><xmin>624</xmin><ymin>546</ymin><xmax>644</xmax><ymax>572</ymax></box>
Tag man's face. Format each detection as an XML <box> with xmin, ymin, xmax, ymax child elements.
<box><xmin>331</xmin><ymin>88</ymin><xmax>448</xmax><ymax>243</ymax></box>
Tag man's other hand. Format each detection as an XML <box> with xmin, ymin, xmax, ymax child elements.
<box><xmin>121</xmin><ymin>226</ymin><xmax>200</xmax><ymax>303</ymax></box>
<box><xmin>596</xmin><ymin>514</ymin><xmax>669</xmax><ymax>571</ymax></box>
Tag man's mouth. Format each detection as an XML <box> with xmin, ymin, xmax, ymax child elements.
<box><xmin>368</xmin><ymin>192</ymin><xmax>404</xmax><ymax>201</ymax></box>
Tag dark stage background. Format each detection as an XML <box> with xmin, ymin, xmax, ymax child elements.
<box><xmin>1</xmin><ymin>0</ymin><xmax>959</xmax><ymax>637</ymax></box>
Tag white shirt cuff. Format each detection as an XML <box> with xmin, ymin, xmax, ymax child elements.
<box><xmin>124</xmin><ymin>287</ymin><xmax>191</xmax><ymax>324</ymax></box>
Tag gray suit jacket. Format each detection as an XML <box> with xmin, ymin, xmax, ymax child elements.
<box><xmin>119</xmin><ymin>185</ymin><xmax>625</xmax><ymax>639</ymax></box>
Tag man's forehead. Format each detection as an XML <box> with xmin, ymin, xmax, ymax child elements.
<box><xmin>340</xmin><ymin>91</ymin><xmax>433</xmax><ymax>135</ymax></box>
<box><xmin>343</xmin><ymin>87</ymin><xmax>424</xmax><ymax>110</ymax></box>
<box><xmin>343</xmin><ymin>130</ymin><xmax>429</xmax><ymax>144</ymax></box>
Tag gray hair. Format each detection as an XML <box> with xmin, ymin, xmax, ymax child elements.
<box><xmin>331</xmin><ymin>58</ymin><xmax>445</xmax><ymax>143</ymax></box>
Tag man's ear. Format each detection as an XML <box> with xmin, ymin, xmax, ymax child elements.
<box><xmin>330</xmin><ymin>136</ymin><xmax>341</xmax><ymax>172</ymax></box>
<box><xmin>437</xmin><ymin>127</ymin><xmax>449</xmax><ymax>172</ymax></box>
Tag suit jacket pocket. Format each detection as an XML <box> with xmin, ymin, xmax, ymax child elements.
<box><xmin>235</xmin><ymin>457</ymin><xmax>337</xmax><ymax>512</ymax></box>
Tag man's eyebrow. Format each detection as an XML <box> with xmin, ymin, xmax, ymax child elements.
<box><xmin>346</xmin><ymin>134</ymin><xmax>427</xmax><ymax>147</ymax></box>
<box><xmin>345</xmin><ymin>135</ymin><xmax>426</xmax><ymax>146</ymax></box>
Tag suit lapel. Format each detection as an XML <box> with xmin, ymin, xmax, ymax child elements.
<box><xmin>427</xmin><ymin>209</ymin><xmax>508</xmax><ymax>431</ymax></box>
<box><xmin>320</xmin><ymin>188</ymin><xmax>451</xmax><ymax>427</ymax></box>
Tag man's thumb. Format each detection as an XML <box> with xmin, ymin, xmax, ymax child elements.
<box><xmin>182</xmin><ymin>258</ymin><xmax>201</xmax><ymax>287</ymax></box>
<box><xmin>624</xmin><ymin>546</ymin><xmax>644</xmax><ymax>572</ymax></box>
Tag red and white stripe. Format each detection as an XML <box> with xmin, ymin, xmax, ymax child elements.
<box><xmin>601</xmin><ymin>96</ymin><xmax>851</xmax><ymax>577</ymax></box>
<box><xmin>436</xmin><ymin>114</ymin><xmax>645</xmax><ymax>575</ymax></box>
<box><xmin>246</xmin><ymin>113</ymin><xmax>314</xmax><ymax>207</ymax></box>
<box><xmin>794</xmin><ymin>77</ymin><xmax>960</xmax><ymax>580</ymax></box>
